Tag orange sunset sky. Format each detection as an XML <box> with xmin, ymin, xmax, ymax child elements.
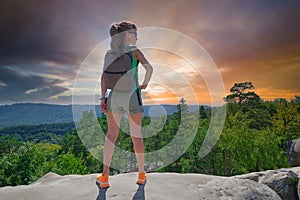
<box><xmin>0</xmin><ymin>0</ymin><xmax>299</xmax><ymax>105</ymax></box>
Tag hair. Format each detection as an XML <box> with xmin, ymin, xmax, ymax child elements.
<box><xmin>109</xmin><ymin>21</ymin><xmax>137</xmax><ymax>57</ymax></box>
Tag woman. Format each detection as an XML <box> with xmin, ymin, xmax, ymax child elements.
<box><xmin>97</xmin><ymin>21</ymin><xmax>153</xmax><ymax>188</ymax></box>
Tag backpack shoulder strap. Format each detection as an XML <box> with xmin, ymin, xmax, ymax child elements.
<box><xmin>128</xmin><ymin>48</ymin><xmax>139</xmax><ymax>91</ymax></box>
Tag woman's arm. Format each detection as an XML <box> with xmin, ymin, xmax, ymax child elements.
<box><xmin>134</xmin><ymin>49</ymin><xmax>153</xmax><ymax>89</ymax></box>
<box><xmin>100</xmin><ymin>73</ymin><xmax>107</xmax><ymax>113</ymax></box>
<box><xmin>101</xmin><ymin>73</ymin><xmax>106</xmax><ymax>98</ymax></box>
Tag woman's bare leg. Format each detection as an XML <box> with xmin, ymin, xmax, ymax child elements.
<box><xmin>129</xmin><ymin>112</ymin><xmax>145</xmax><ymax>173</ymax></box>
<box><xmin>102</xmin><ymin>111</ymin><xmax>123</xmax><ymax>175</ymax></box>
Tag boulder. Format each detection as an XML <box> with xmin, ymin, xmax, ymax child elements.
<box><xmin>236</xmin><ymin>167</ymin><xmax>300</xmax><ymax>200</ymax></box>
<box><xmin>286</xmin><ymin>139</ymin><xmax>300</xmax><ymax>167</ymax></box>
<box><xmin>0</xmin><ymin>172</ymin><xmax>281</xmax><ymax>200</ymax></box>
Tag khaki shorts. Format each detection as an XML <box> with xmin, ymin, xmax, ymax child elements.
<box><xmin>106</xmin><ymin>89</ymin><xmax>144</xmax><ymax>114</ymax></box>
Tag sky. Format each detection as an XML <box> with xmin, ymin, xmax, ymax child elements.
<box><xmin>1</xmin><ymin>0</ymin><xmax>300</xmax><ymax>105</ymax></box>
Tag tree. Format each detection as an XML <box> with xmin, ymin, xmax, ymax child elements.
<box><xmin>61</xmin><ymin>130</ymin><xmax>89</xmax><ymax>158</ymax></box>
<box><xmin>273</xmin><ymin>101</ymin><xmax>300</xmax><ymax>142</ymax></box>
<box><xmin>218</xmin><ymin>126</ymin><xmax>288</xmax><ymax>175</ymax></box>
<box><xmin>291</xmin><ymin>95</ymin><xmax>300</xmax><ymax>104</ymax></box>
<box><xmin>0</xmin><ymin>143</ymin><xmax>48</xmax><ymax>186</ymax></box>
<box><xmin>225</xmin><ymin>82</ymin><xmax>261</xmax><ymax>105</ymax></box>
<box><xmin>199</xmin><ymin>105</ymin><xmax>207</xmax><ymax>119</ymax></box>
<box><xmin>0</xmin><ymin>135</ymin><xmax>21</xmax><ymax>154</ymax></box>
<box><xmin>224</xmin><ymin>82</ymin><xmax>270</xmax><ymax>130</ymax></box>
<box><xmin>52</xmin><ymin>153</ymin><xmax>88</xmax><ymax>175</ymax></box>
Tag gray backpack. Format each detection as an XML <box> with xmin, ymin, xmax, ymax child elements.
<box><xmin>103</xmin><ymin>50</ymin><xmax>139</xmax><ymax>91</ymax></box>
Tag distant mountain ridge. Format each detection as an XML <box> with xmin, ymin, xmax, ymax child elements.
<box><xmin>0</xmin><ymin>103</ymin><xmax>207</xmax><ymax>128</ymax></box>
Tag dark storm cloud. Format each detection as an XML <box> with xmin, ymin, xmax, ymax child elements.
<box><xmin>1</xmin><ymin>1</ymin><xmax>63</xmax><ymax>65</ymax></box>
<box><xmin>193</xmin><ymin>1</ymin><xmax>300</xmax><ymax>61</ymax></box>
<box><xmin>0</xmin><ymin>67</ymin><xmax>67</xmax><ymax>103</ymax></box>
<box><xmin>0</xmin><ymin>0</ymin><xmax>112</xmax><ymax>66</ymax></box>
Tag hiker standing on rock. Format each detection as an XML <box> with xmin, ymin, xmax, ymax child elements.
<box><xmin>97</xmin><ymin>21</ymin><xmax>153</xmax><ymax>188</ymax></box>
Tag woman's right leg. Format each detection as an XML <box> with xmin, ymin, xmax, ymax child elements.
<box><xmin>102</xmin><ymin>111</ymin><xmax>123</xmax><ymax>175</ymax></box>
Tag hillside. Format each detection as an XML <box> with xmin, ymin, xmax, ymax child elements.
<box><xmin>0</xmin><ymin>103</ymin><xmax>76</xmax><ymax>127</ymax></box>
<box><xmin>0</xmin><ymin>103</ymin><xmax>195</xmax><ymax>128</ymax></box>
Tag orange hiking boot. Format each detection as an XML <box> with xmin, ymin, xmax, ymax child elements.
<box><xmin>136</xmin><ymin>172</ymin><xmax>147</xmax><ymax>185</ymax></box>
<box><xmin>96</xmin><ymin>173</ymin><xmax>110</xmax><ymax>188</ymax></box>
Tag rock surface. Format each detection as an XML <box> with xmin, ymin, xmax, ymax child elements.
<box><xmin>286</xmin><ymin>139</ymin><xmax>300</xmax><ymax>167</ymax></box>
<box><xmin>0</xmin><ymin>172</ymin><xmax>281</xmax><ymax>200</ymax></box>
<box><xmin>236</xmin><ymin>167</ymin><xmax>300</xmax><ymax>200</ymax></box>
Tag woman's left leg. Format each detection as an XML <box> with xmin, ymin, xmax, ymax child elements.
<box><xmin>129</xmin><ymin>112</ymin><xmax>145</xmax><ymax>173</ymax></box>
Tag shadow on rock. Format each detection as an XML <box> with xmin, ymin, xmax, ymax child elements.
<box><xmin>132</xmin><ymin>184</ymin><xmax>145</xmax><ymax>200</ymax></box>
<box><xmin>96</xmin><ymin>184</ymin><xmax>108</xmax><ymax>200</ymax></box>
